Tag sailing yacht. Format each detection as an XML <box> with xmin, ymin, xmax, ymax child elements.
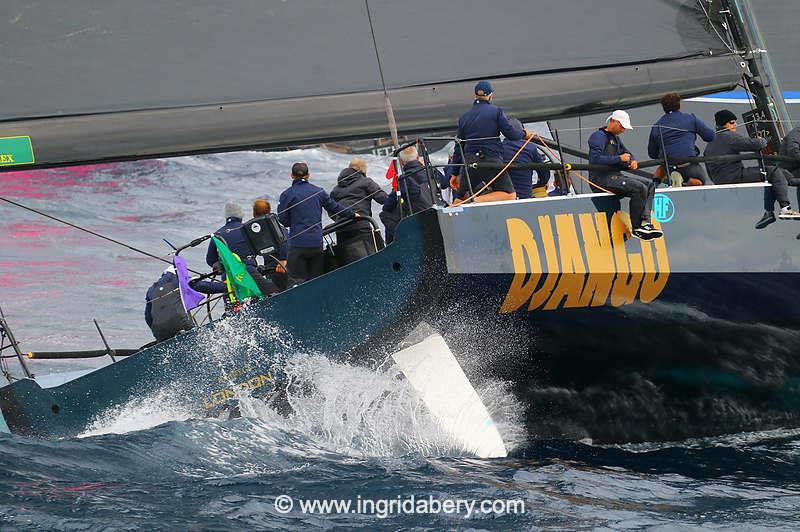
<box><xmin>1</xmin><ymin>0</ymin><xmax>799</xmax><ymax>443</ymax></box>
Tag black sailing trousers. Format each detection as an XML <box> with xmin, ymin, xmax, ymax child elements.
<box><xmin>593</xmin><ymin>173</ymin><xmax>656</xmax><ymax>228</ymax></box>
<box><xmin>287</xmin><ymin>246</ymin><xmax>325</xmax><ymax>283</ymax></box>
<box><xmin>731</xmin><ymin>166</ymin><xmax>792</xmax><ymax>211</ymax></box>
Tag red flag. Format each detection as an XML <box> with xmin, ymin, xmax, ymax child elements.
<box><xmin>385</xmin><ymin>158</ymin><xmax>399</xmax><ymax>192</ymax></box>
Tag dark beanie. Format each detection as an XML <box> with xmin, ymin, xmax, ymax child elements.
<box><xmin>715</xmin><ymin>109</ymin><xmax>737</xmax><ymax>127</ymax></box>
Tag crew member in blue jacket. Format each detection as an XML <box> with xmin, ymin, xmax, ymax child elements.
<box><xmin>201</xmin><ymin>201</ymin><xmax>272</xmax><ymax>295</ymax></box>
<box><xmin>502</xmin><ymin>119</ymin><xmax>550</xmax><ymax>199</ymax></box>
<box><xmin>277</xmin><ymin>162</ymin><xmax>356</xmax><ymax>283</ymax></box>
<box><xmin>647</xmin><ymin>92</ymin><xmax>715</xmax><ymax>186</ymax></box>
<box><xmin>381</xmin><ymin>146</ymin><xmax>442</xmax><ymax>242</ymax></box>
<box><xmin>589</xmin><ymin>110</ymin><xmax>662</xmax><ymax>240</ymax></box>
<box><xmin>206</xmin><ymin>201</ymin><xmax>258</xmax><ymax>270</ymax></box>
<box><xmin>450</xmin><ymin>81</ymin><xmax>532</xmax><ymax>204</ymax></box>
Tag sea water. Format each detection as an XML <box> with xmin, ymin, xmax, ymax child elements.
<box><xmin>1</xmin><ymin>152</ymin><xmax>800</xmax><ymax>530</ymax></box>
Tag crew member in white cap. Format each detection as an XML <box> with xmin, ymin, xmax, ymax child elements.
<box><xmin>587</xmin><ymin>110</ymin><xmax>662</xmax><ymax>240</ymax></box>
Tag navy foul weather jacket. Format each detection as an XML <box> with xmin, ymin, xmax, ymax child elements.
<box><xmin>451</xmin><ymin>100</ymin><xmax>525</xmax><ymax>167</ymax></box>
<box><xmin>278</xmin><ymin>179</ymin><xmax>355</xmax><ymax>249</ymax></box>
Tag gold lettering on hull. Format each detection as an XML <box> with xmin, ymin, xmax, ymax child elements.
<box><xmin>500</xmin><ymin>213</ymin><xmax>670</xmax><ymax>313</ymax></box>
<box><xmin>202</xmin><ymin>374</ymin><xmax>274</xmax><ymax>409</ymax></box>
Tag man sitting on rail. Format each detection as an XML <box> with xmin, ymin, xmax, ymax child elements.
<box><xmin>450</xmin><ymin>81</ymin><xmax>533</xmax><ymax>205</ymax></box>
<box><xmin>648</xmin><ymin>92</ymin><xmax>715</xmax><ymax>186</ymax></box>
<box><xmin>704</xmin><ymin>110</ymin><xmax>800</xmax><ymax>228</ymax></box>
<box><xmin>779</xmin><ymin>126</ymin><xmax>800</xmax><ymax>179</ymax></box>
<box><xmin>588</xmin><ymin>110</ymin><xmax>662</xmax><ymax>240</ymax></box>
<box><xmin>759</xmin><ymin>125</ymin><xmax>800</xmax><ymax>228</ymax></box>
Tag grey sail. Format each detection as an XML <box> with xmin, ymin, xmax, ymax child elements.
<box><xmin>1</xmin><ymin>0</ymin><xmax>742</xmax><ymax>170</ymax></box>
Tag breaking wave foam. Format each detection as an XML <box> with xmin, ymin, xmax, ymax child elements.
<box><xmin>81</xmin><ymin>350</ymin><xmax>524</xmax><ymax>458</ymax></box>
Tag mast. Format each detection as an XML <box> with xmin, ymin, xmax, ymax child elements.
<box><xmin>720</xmin><ymin>0</ymin><xmax>792</xmax><ymax>145</ymax></box>
<box><xmin>364</xmin><ymin>0</ymin><xmax>400</xmax><ymax>148</ymax></box>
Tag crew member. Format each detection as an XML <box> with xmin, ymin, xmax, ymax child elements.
<box><xmin>145</xmin><ymin>267</ymin><xmax>194</xmax><ymax>341</ymax></box>
<box><xmin>762</xmin><ymin>125</ymin><xmax>800</xmax><ymax>228</ymax></box>
<box><xmin>502</xmin><ymin>119</ymin><xmax>550</xmax><ymax>199</ymax></box>
<box><xmin>251</xmin><ymin>198</ymin><xmax>291</xmax><ymax>289</ymax></box>
<box><xmin>277</xmin><ymin>162</ymin><xmax>356</xmax><ymax>283</ymax></box>
<box><xmin>200</xmin><ymin>201</ymin><xmax>272</xmax><ymax>296</ymax></box>
<box><xmin>206</xmin><ymin>202</ymin><xmax>257</xmax><ymax>270</ymax></box>
<box><xmin>647</xmin><ymin>92</ymin><xmax>715</xmax><ymax>186</ymax></box>
<box><xmin>330</xmin><ymin>158</ymin><xmax>387</xmax><ymax>258</ymax></box>
<box><xmin>588</xmin><ymin>110</ymin><xmax>662</xmax><ymax>240</ymax></box>
<box><xmin>704</xmin><ymin>110</ymin><xmax>800</xmax><ymax>228</ymax></box>
<box><xmin>381</xmin><ymin>146</ymin><xmax>442</xmax><ymax>242</ymax></box>
<box><xmin>450</xmin><ymin>81</ymin><xmax>532</xmax><ymax>204</ymax></box>
<box><xmin>779</xmin><ymin>125</ymin><xmax>800</xmax><ymax>179</ymax></box>
<box><xmin>253</xmin><ymin>198</ymin><xmax>271</xmax><ymax>216</ymax></box>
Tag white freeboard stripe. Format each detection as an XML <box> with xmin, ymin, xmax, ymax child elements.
<box><xmin>391</xmin><ymin>334</ymin><xmax>508</xmax><ymax>458</ymax></box>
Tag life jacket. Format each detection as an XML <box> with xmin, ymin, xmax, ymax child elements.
<box><xmin>603</xmin><ymin>130</ymin><xmax>623</xmax><ymax>159</ymax></box>
<box><xmin>147</xmin><ymin>271</ymin><xmax>194</xmax><ymax>342</ymax></box>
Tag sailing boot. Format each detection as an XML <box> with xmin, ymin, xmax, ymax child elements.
<box><xmin>632</xmin><ymin>223</ymin><xmax>663</xmax><ymax>240</ymax></box>
<box><xmin>756</xmin><ymin>210</ymin><xmax>776</xmax><ymax>229</ymax></box>
<box><xmin>777</xmin><ymin>206</ymin><xmax>800</xmax><ymax>220</ymax></box>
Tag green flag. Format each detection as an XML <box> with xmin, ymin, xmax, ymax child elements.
<box><xmin>212</xmin><ymin>236</ymin><xmax>263</xmax><ymax>301</ymax></box>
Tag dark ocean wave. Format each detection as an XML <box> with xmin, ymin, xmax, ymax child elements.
<box><xmin>1</xmin><ymin>419</ymin><xmax>799</xmax><ymax>530</ymax></box>
<box><xmin>3</xmin><ymin>151</ymin><xmax>800</xmax><ymax>529</ymax></box>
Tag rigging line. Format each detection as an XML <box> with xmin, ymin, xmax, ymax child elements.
<box><xmin>697</xmin><ymin>0</ymin><xmax>738</xmax><ymax>55</ymax></box>
<box><xmin>535</xmin><ymin>135</ymin><xmax>615</xmax><ymax>195</ymax></box>
<box><xmin>279</xmin><ymin>168</ymin><xmax>396</xmax><ymax>224</ymax></box>
<box><xmin>278</xmin><ymin>168</ymin><xmax>393</xmax><ymax>216</ymax></box>
<box><xmin>364</xmin><ymin>0</ymin><xmax>399</xmax><ymax>146</ymax></box>
<box><xmin>741</xmin><ymin>75</ymin><xmax>770</xmax><ymax>174</ymax></box>
<box><xmin>0</xmin><ymin>195</ymin><xmax>203</xmax><ymax>273</ymax></box>
<box><xmin>284</xmin><ymin>184</ymin><xmax>391</xmax><ymax>244</ymax></box>
<box><xmin>458</xmin><ymin>135</ymin><xmax>534</xmax><ymax>204</ymax></box>
<box><xmin>192</xmin><ymin>294</ymin><xmax>223</xmax><ymax>326</ymax></box>
<box><xmin>454</xmin><ymin>135</ymin><xmax>503</xmax><ymax>142</ymax></box>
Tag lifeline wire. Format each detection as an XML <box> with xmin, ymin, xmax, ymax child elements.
<box><xmin>283</xmin><ymin>182</ymin><xmax>393</xmax><ymax>244</ymax></box>
<box><xmin>534</xmin><ymin>135</ymin><xmax>615</xmax><ymax>195</ymax></box>
<box><xmin>458</xmin><ymin>135</ymin><xmax>535</xmax><ymax>204</ymax></box>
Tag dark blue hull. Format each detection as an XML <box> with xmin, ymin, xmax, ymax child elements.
<box><xmin>0</xmin><ymin>211</ymin><xmax>448</xmax><ymax>438</ymax></box>
<box><xmin>2</xmin><ymin>184</ymin><xmax>800</xmax><ymax>442</ymax></box>
<box><xmin>430</xmin><ymin>272</ymin><xmax>800</xmax><ymax>442</ymax></box>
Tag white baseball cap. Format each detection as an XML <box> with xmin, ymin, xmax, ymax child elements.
<box><xmin>606</xmin><ymin>110</ymin><xmax>633</xmax><ymax>130</ymax></box>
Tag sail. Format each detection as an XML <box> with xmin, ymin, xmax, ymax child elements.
<box><xmin>0</xmin><ymin>0</ymin><xmax>743</xmax><ymax>170</ymax></box>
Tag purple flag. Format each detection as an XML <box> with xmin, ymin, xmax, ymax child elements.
<box><xmin>173</xmin><ymin>256</ymin><xmax>205</xmax><ymax>311</ymax></box>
